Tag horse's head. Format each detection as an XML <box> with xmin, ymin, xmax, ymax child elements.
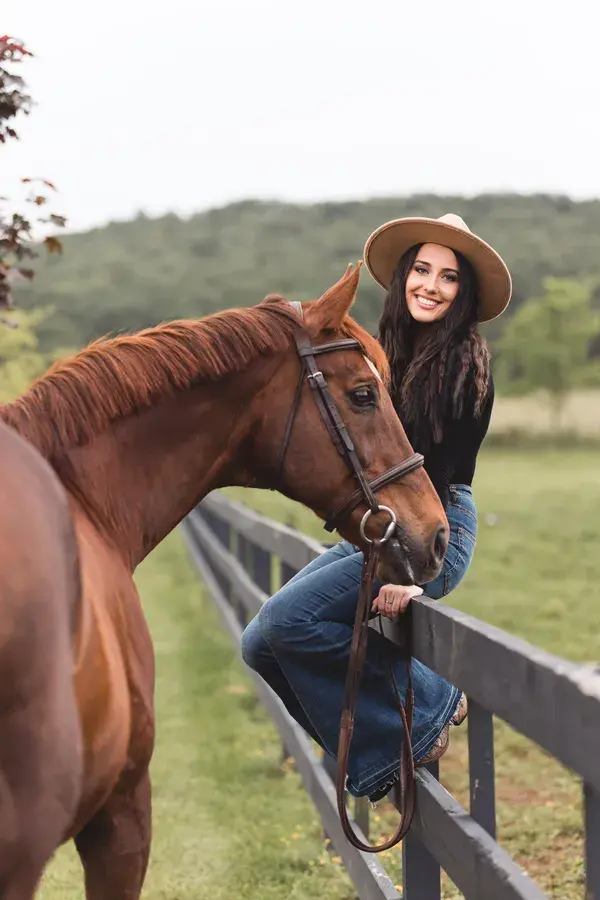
<box><xmin>250</xmin><ymin>263</ymin><xmax>449</xmax><ymax>586</ymax></box>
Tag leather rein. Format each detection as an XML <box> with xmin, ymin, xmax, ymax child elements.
<box><xmin>278</xmin><ymin>301</ymin><xmax>424</xmax><ymax>852</ymax></box>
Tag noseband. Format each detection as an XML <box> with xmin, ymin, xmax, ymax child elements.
<box><xmin>277</xmin><ymin>301</ymin><xmax>425</xmax><ymax>852</ymax></box>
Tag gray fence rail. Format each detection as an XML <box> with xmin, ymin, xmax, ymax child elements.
<box><xmin>181</xmin><ymin>491</ymin><xmax>600</xmax><ymax>900</ymax></box>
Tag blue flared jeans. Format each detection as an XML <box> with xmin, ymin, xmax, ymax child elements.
<box><xmin>241</xmin><ymin>484</ymin><xmax>476</xmax><ymax>799</ymax></box>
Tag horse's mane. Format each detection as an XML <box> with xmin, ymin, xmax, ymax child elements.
<box><xmin>1</xmin><ymin>301</ymin><xmax>389</xmax><ymax>462</ymax></box>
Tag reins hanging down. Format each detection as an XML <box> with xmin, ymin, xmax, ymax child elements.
<box><xmin>278</xmin><ymin>309</ymin><xmax>423</xmax><ymax>851</ymax></box>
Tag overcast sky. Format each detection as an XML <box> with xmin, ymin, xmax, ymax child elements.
<box><xmin>3</xmin><ymin>0</ymin><xmax>600</xmax><ymax>233</ymax></box>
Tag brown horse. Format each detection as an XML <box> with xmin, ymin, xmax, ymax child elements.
<box><xmin>0</xmin><ymin>263</ymin><xmax>447</xmax><ymax>899</ymax></box>
<box><xmin>0</xmin><ymin>420</ymin><xmax>82</xmax><ymax>900</ymax></box>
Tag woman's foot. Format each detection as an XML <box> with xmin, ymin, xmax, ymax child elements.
<box><xmin>415</xmin><ymin>692</ymin><xmax>468</xmax><ymax>767</ymax></box>
<box><xmin>367</xmin><ymin>693</ymin><xmax>468</xmax><ymax>802</ymax></box>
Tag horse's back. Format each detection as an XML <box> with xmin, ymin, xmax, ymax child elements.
<box><xmin>0</xmin><ymin>421</ymin><xmax>83</xmax><ymax>894</ymax></box>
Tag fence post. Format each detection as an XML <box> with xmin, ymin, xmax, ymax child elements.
<box><xmin>279</xmin><ymin>551</ymin><xmax>299</xmax><ymax>772</ymax></box>
<box><xmin>354</xmin><ymin>797</ymin><xmax>370</xmax><ymax>840</ymax></box>
<box><xmin>322</xmin><ymin>753</ymin><xmax>339</xmax><ymax>852</ymax></box>
<box><xmin>280</xmin><ymin>562</ymin><xmax>299</xmax><ymax>586</ymax></box>
<box><xmin>233</xmin><ymin>532</ymin><xmax>249</xmax><ymax>628</ymax></box>
<box><xmin>402</xmin><ymin>762</ymin><xmax>441</xmax><ymax>900</ymax></box>
<box><xmin>248</xmin><ymin>541</ymin><xmax>272</xmax><ymax>595</ymax></box>
<box><xmin>585</xmin><ymin>782</ymin><xmax>600</xmax><ymax>900</ymax></box>
<box><xmin>468</xmin><ymin>698</ymin><xmax>496</xmax><ymax>837</ymax></box>
<box><xmin>205</xmin><ymin>511</ymin><xmax>232</xmax><ymax>602</ymax></box>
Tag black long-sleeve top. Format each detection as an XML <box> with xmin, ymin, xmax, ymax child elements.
<box><xmin>399</xmin><ymin>374</ymin><xmax>495</xmax><ymax>510</ymax></box>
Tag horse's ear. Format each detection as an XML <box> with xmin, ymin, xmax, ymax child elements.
<box><xmin>304</xmin><ymin>262</ymin><xmax>362</xmax><ymax>332</ymax></box>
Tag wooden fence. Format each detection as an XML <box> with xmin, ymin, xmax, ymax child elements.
<box><xmin>181</xmin><ymin>491</ymin><xmax>600</xmax><ymax>899</ymax></box>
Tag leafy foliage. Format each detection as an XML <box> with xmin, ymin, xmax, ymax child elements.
<box><xmin>0</xmin><ymin>307</ymin><xmax>55</xmax><ymax>401</ymax></box>
<box><xmin>0</xmin><ymin>35</ymin><xmax>32</xmax><ymax>142</ymax></box>
<box><xmin>497</xmin><ymin>278</ymin><xmax>600</xmax><ymax>426</ymax></box>
<box><xmin>0</xmin><ymin>36</ymin><xmax>65</xmax><ymax>315</ymax></box>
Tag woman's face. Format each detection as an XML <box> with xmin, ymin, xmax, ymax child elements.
<box><xmin>404</xmin><ymin>243</ymin><xmax>460</xmax><ymax>324</ymax></box>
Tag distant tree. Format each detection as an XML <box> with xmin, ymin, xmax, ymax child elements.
<box><xmin>0</xmin><ymin>35</ymin><xmax>65</xmax><ymax>321</ymax></box>
<box><xmin>0</xmin><ymin>306</ymin><xmax>50</xmax><ymax>400</ymax></box>
<box><xmin>497</xmin><ymin>278</ymin><xmax>600</xmax><ymax>429</ymax></box>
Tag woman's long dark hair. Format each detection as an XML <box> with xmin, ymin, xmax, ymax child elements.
<box><xmin>377</xmin><ymin>243</ymin><xmax>491</xmax><ymax>449</ymax></box>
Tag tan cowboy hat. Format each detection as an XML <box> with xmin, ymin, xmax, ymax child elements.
<box><xmin>363</xmin><ymin>213</ymin><xmax>512</xmax><ymax>322</ymax></box>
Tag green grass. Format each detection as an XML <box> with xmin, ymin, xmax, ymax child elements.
<box><xmin>222</xmin><ymin>447</ymin><xmax>600</xmax><ymax>899</ymax></box>
<box><xmin>38</xmin><ymin>534</ymin><xmax>356</xmax><ymax>900</ymax></box>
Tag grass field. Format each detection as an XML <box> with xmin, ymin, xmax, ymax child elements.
<box><xmin>37</xmin><ymin>447</ymin><xmax>599</xmax><ymax>899</ymax></box>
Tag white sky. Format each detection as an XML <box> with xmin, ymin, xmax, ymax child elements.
<box><xmin>3</xmin><ymin>0</ymin><xmax>600</xmax><ymax>232</ymax></box>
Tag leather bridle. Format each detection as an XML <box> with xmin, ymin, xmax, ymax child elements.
<box><xmin>277</xmin><ymin>306</ymin><xmax>424</xmax><ymax>537</ymax></box>
<box><xmin>277</xmin><ymin>302</ymin><xmax>424</xmax><ymax>852</ymax></box>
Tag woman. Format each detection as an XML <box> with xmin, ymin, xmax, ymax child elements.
<box><xmin>241</xmin><ymin>213</ymin><xmax>512</xmax><ymax>802</ymax></box>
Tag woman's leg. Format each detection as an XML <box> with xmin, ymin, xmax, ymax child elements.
<box><xmin>242</xmin><ymin>488</ymin><xmax>477</xmax><ymax>799</ymax></box>
<box><xmin>251</xmin><ymin>551</ymin><xmax>459</xmax><ymax>799</ymax></box>
<box><xmin>423</xmin><ymin>484</ymin><xmax>477</xmax><ymax>599</ymax></box>
<box><xmin>241</xmin><ymin>540</ymin><xmax>357</xmax><ymax>744</ymax></box>
<box><xmin>414</xmin><ymin>485</ymin><xmax>477</xmax><ymax>766</ymax></box>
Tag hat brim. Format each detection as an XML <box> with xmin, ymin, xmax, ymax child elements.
<box><xmin>363</xmin><ymin>217</ymin><xmax>512</xmax><ymax>323</ymax></box>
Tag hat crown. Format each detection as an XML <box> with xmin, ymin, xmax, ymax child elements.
<box><xmin>436</xmin><ymin>213</ymin><xmax>471</xmax><ymax>234</ymax></box>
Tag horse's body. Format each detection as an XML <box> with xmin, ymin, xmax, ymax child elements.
<box><xmin>0</xmin><ymin>421</ymin><xmax>82</xmax><ymax>900</ymax></box>
<box><xmin>0</xmin><ymin>265</ymin><xmax>447</xmax><ymax>898</ymax></box>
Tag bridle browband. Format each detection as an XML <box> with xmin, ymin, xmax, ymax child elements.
<box><xmin>276</xmin><ymin>300</ymin><xmax>425</xmax><ymax>852</ymax></box>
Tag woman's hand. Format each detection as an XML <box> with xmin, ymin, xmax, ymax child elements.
<box><xmin>371</xmin><ymin>583</ymin><xmax>424</xmax><ymax>621</ymax></box>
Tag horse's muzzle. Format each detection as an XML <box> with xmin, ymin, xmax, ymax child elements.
<box><xmin>378</xmin><ymin>525</ymin><xmax>448</xmax><ymax>586</ymax></box>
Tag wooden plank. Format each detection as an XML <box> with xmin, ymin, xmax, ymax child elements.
<box><xmin>201</xmin><ymin>491</ymin><xmax>323</xmax><ymax>571</ymax></box>
<box><xmin>375</xmin><ymin>601</ymin><xmax>600</xmax><ymax>792</ymax></box>
<box><xmin>180</xmin><ymin>520</ymin><xmax>401</xmax><ymax>900</ymax></box>
<box><xmin>400</xmin><ymin>770</ymin><xmax>548</xmax><ymax>900</ymax></box>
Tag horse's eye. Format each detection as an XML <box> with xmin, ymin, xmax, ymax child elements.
<box><xmin>350</xmin><ymin>386</ymin><xmax>377</xmax><ymax>408</ymax></box>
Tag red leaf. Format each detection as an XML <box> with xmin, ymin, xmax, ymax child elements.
<box><xmin>44</xmin><ymin>236</ymin><xmax>63</xmax><ymax>254</ymax></box>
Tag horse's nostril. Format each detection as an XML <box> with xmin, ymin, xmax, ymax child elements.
<box><xmin>434</xmin><ymin>526</ymin><xmax>448</xmax><ymax>561</ymax></box>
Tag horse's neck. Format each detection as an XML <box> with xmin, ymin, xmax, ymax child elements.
<box><xmin>65</xmin><ymin>364</ymin><xmax>271</xmax><ymax>569</ymax></box>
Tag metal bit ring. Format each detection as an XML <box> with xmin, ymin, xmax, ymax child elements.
<box><xmin>359</xmin><ymin>505</ymin><xmax>397</xmax><ymax>546</ymax></box>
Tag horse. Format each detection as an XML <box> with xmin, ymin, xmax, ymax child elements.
<box><xmin>0</xmin><ymin>420</ymin><xmax>83</xmax><ymax>900</ymax></box>
<box><xmin>0</xmin><ymin>262</ymin><xmax>448</xmax><ymax>899</ymax></box>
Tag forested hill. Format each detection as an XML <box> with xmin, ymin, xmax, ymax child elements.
<box><xmin>17</xmin><ymin>193</ymin><xmax>600</xmax><ymax>352</ymax></box>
